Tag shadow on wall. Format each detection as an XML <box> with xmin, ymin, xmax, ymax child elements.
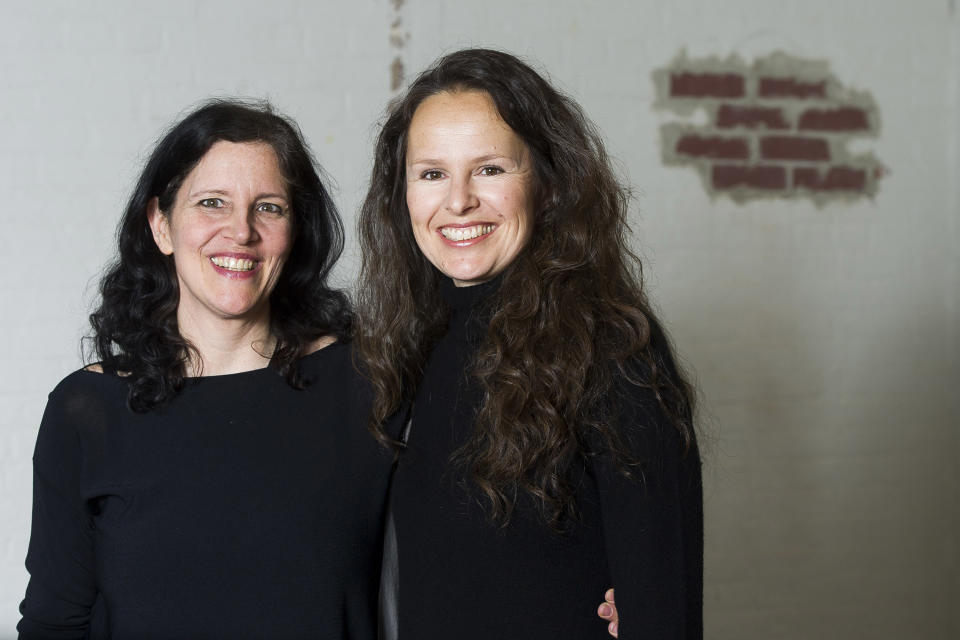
<box><xmin>662</xmin><ymin>216</ymin><xmax>957</xmax><ymax>638</ymax></box>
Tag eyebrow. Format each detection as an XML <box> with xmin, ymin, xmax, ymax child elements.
<box><xmin>407</xmin><ymin>153</ymin><xmax>514</xmax><ymax>166</ymax></box>
<box><xmin>187</xmin><ymin>189</ymin><xmax>289</xmax><ymax>200</ymax></box>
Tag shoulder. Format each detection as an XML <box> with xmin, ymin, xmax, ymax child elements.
<box><xmin>303</xmin><ymin>335</ymin><xmax>338</xmax><ymax>354</ymax></box>
<box><xmin>35</xmin><ymin>368</ymin><xmax>125</xmax><ymax>467</ymax></box>
<box><xmin>297</xmin><ymin>338</ymin><xmax>376</xmax><ymax>403</ymax></box>
<box><xmin>49</xmin><ymin>366</ymin><xmax>123</xmax><ymax>404</ymax></box>
<box><xmin>604</xmin><ymin>357</ymin><xmax>696</xmax><ymax>456</ymax></box>
<box><xmin>296</xmin><ymin>338</ymin><xmax>363</xmax><ymax>385</ymax></box>
<box><xmin>298</xmin><ymin>336</ymin><xmax>346</xmax><ymax>367</ymax></box>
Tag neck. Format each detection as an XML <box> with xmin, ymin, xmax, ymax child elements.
<box><xmin>176</xmin><ymin>305</ymin><xmax>275</xmax><ymax>377</ymax></box>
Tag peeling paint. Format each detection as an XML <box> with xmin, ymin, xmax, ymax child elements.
<box><xmin>390</xmin><ymin>56</ymin><xmax>405</xmax><ymax>92</ymax></box>
<box><xmin>388</xmin><ymin>0</ymin><xmax>408</xmax><ymax>92</ymax></box>
<box><xmin>653</xmin><ymin>50</ymin><xmax>885</xmax><ymax>206</ymax></box>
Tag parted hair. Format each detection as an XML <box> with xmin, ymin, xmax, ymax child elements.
<box><xmin>356</xmin><ymin>48</ymin><xmax>695</xmax><ymax>527</ymax></box>
<box><xmin>89</xmin><ymin>99</ymin><xmax>351</xmax><ymax>411</ymax></box>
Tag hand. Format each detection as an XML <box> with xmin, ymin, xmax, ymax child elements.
<box><xmin>596</xmin><ymin>588</ymin><xmax>619</xmax><ymax>637</ymax></box>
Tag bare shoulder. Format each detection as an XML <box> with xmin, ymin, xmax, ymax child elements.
<box><xmin>304</xmin><ymin>335</ymin><xmax>338</xmax><ymax>355</ymax></box>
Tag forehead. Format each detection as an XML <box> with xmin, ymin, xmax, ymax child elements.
<box><xmin>406</xmin><ymin>90</ymin><xmax>523</xmax><ymax>153</ymax></box>
<box><xmin>182</xmin><ymin>140</ymin><xmax>287</xmax><ymax>190</ymax></box>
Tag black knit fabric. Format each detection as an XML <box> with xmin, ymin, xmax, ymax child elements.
<box><xmin>18</xmin><ymin>342</ymin><xmax>393</xmax><ymax>640</ymax></box>
<box><xmin>390</xmin><ymin>278</ymin><xmax>703</xmax><ymax>639</ymax></box>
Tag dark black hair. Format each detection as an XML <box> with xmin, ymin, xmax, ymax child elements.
<box><xmin>90</xmin><ymin>99</ymin><xmax>350</xmax><ymax>411</ymax></box>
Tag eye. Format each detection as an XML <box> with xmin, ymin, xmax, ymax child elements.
<box><xmin>420</xmin><ymin>170</ymin><xmax>444</xmax><ymax>181</ymax></box>
<box><xmin>256</xmin><ymin>202</ymin><xmax>285</xmax><ymax>215</ymax></box>
<box><xmin>199</xmin><ymin>197</ymin><xmax>225</xmax><ymax>208</ymax></box>
<box><xmin>479</xmin><ymin>165</ymin><xmax>504</xmax><ymax>176</ymax></box>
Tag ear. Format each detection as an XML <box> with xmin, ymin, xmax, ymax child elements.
<box><xmin>147</xmin><ymin>197</ymin><xmax>174</xmax><ymax>255</ymax></box>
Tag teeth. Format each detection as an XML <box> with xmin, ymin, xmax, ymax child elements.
<box><xmin>440</xmin><ymin>224</ymin><xmax>495</xmax><ymax>241</ymax></box>
<box><xmin>210</xmin><ymin>256</ymin><xmax>256</xmax><ymax>271</ymax></box>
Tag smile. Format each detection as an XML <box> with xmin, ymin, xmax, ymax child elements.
<box><xmin>439</xmin><ymin>224</ymin><xmax>495</xmax><ymax>242</ymax></box>
<box><xmin>210</xmin><ymin>256</ymin><xmax>257</xmax><ymax>272</ymax></box>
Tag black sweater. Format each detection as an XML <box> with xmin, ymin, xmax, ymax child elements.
<box><xmin>19</xmin><ymin>342</ymin><xmax>393</xmax><ymax>640</ymax></box>
<box><xmin>390</xmin><ymin>279</ymin><xmax>703</xmax><ymax>639</ymax></box>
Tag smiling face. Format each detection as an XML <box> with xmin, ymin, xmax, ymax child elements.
<box><xmin>147</xmin><ymin>140</ymin><xmax>294</xmax><ymax>327</ymax></box>
<box><xmin>405</xmin><ymin>90</ymin><xmax>536</xmax><ymax>287</ymax></box>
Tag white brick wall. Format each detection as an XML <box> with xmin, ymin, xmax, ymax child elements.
<box><xmin>1</xmin><ymin>1</ymin><xmax>957</xmax><ymax>638</ymax></box>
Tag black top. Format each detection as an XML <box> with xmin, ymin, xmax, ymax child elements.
<box><xmin>19</xmin><ymin>342</ymin><xmax>393</xmax><ymax>640</ymax></box>
<box><xmin>390</xmin><ymin>279</ymin><xmax>703</xmax><ymax>639</ymax></box>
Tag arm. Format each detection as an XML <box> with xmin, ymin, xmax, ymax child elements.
<box><xmin>591</xmin><ymin>385</ymin><xmax>703</xmax><ymax>640</ymax></box>
<box><xmin>18</xmin><ymin>380</ymin><xmax>98</xmax><ymax>639</ymax></box>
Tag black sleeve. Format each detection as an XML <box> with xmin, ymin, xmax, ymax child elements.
<box><xmin>591</xmin><ymin>382</ymin><xmax>703</xmax><ymax>640</ymax></box>
<box><xmin>18</xmin><ymin>378</ymin><xmax>99</xmax><ymax>639</ymax></box>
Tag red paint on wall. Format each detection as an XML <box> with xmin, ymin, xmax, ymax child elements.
<box><xmin>671</xmin><ymin>72</ymin><xmax>745</xmax><ymax>98</ymax></box>
<box><xmin>656</xmin><ymin>53</ymin><xmax>882</xmax><ymax>201</ymax></box>
<box><xmin>716</xmin><ymin>104</ymin><xmax>790</xmax><ymax>129</ymax></box>
<box><xmin>760</xmin><ymin>136</ymin><xmax>830</xmax><ymax>161</ymax></box>
<box><xmin>798</xmin><ymin>107</ymin><xmax>869</xmax><ymax>131</ymax></box>
<box><xmin>713</xmin><ymin>165</ymin><xmax>787</xmax><ymax>190</ymax></box>
<box><xmin>794</xmin><ymin>166</ymin><xmax>867</xmax><ymax>190</ymax></box>
<box><xmin>758</xmin><ymin>77</ymin><xmax>826</xmax><ymax>99</ymax></box>
<box><xmin>677</xmin><ymin>135</ymin><xmax>750</xmax><ymax>159</ymax></box>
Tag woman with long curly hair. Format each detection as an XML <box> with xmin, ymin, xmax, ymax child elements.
<box><xmin>18</xmin><ymin>100</ymin><xmax>392</xmax><ymax>638</ymax></box>
<box><xmin>356</xmin><ymin>49</ymin><xmax>703</xmax><ymax>639</ymax></box>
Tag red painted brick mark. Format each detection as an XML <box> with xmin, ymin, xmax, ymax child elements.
<box><xmin>759</xmin><ymin>77</ymin><xmax>826</xmax><ymax>99</ymax></box>
<box><xmin>670</xmin><ymin>72</ymin><xmax>745</xmax><ymax>98</ymax></box>
<box><xmin>716</xmin><ymin>104</ymin><xmax>789</xmax><ymax>129</ymax></box>
<box><xmin>794</xmin><ymin>166</ymin><xmax>866</xmax><ymax>191</ymax></box>
<box><xmin>713</xmin><ymin>165</ymin><xmax>787</xmax><ymax>190</ymax></box>
<box><xmin>798</xmin><ymin>107</ymin><xmax>870</xmax><ymax>131</ymax></box>
<box><xmin>676</xmin><ymin>135</ymin><xmax>750</xmax><ymax>159</ymax></box>
<box><xmin>793</xmin><ymin>168</ymin><xmax>820</xmax><ymax>189</ymax></box>
<box><xmin>760</xmin><ymin>136</ymin><xmax>830</xmax><ymax>161</ymax></box>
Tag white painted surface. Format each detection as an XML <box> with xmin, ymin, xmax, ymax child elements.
<box><xmin>1</xmin><ymin>1</ymin><xmax>956</xmax><ymax>637</ymax></box>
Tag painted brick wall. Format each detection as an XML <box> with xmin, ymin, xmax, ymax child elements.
<box><xmin>1</xmin><ymin>2</ymin><xmax>957</xmax><ymax>639</ymax></box>
<box><xmin>656</xmin><ymin>52</ymin><xmax>883</xmax><ymax>204</ymax></box>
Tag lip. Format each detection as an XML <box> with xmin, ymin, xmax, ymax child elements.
<box><xmin>208</xmin><ymin>252</ymin><xmax>262</xmax><ymax>279</ymax></box>
<box><xmin>437</xmin><ymin>223</ymin><xmax>497</xmax><ymax>247</ymax></box>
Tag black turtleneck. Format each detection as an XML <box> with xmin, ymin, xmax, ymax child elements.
<box><xmin>390</xmin><ymin>278</ymin><xmax>703</xmax><ymax>639</ymax></box>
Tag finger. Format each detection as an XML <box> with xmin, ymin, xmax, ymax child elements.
<box><xmin>608</xmin><ymin>620</ymin><xmax>619</xmax><ymax>638</ymax></box>
<box><xmin>604</xmin><ymin>588</ymin><xmax>616</xmax><ymax>604</ymax></box>
<box><xmin>598</xmin><ymin>603</ymin><xmax>613</xmax><ymax>619</ymax></box>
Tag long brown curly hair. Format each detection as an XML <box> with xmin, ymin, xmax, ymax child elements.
<box><xmin>356</xmin><ymin>48</ymin><xmax>695</xmax><ymax>527</ymax></box>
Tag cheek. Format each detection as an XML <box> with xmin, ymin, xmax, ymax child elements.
<box><xmin>507</xmin><ymin>186</ymin><xmax>536</xmax><ymax>231</ymax></box>
<box><xmin>266</xmin><ymin>221</ymin><xmax>296</xmax><ymax>258</ymax></box>
<box><xmin>167</xmin><ymin>209</ymin><xmax>227</xmax><ymax>244</ymax></box>
<box><xmin>406</xmin><ymin>189</ymin><xmax>429</xmax><ymax>226</ymax></box>
<box><xmin>168</xmin><ymin>224</ymin><xmax>208</xmax><ymax>253</ymax></box>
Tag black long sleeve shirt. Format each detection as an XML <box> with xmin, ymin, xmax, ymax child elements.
<box><xmin>19</xmin><ymin>343</ymin><xmax>393</xmax><ymax>640</ymax></box>
<box><xmin>390</xmin><ymin>278</ymin><xmax>703</xmax><ymax>639</ymax></box>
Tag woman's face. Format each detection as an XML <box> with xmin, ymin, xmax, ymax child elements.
<box><xmin>405</xmin><ymin>90</ymin><xmax>535</xmax><ymax>287</ymax></box>
<box><xmin>147</xmin><ymin>140</ymin><xmax>294</xmax><ymax>325</ymax></box>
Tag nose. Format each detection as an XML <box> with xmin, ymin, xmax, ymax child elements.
<box><xmin>444</xmin><ymin>174</ymin><xmax>479</xmax><ymax>215</ymax></box>
<box><xmin>227</xmin><ymin>209</ymin><xmax>259</xmax><ymax>245</ymax></box>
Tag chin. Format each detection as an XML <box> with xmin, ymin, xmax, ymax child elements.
<box><xmin>438</xmin><ymin>258</ymin><xmax>495</xmax><ymax>282</ymax></box>
<box><xmin>211</xmin><ymin>298</ymin><xmax>263</xmax><ymax>319</ymax></box>
<box><xmin>449</xmin><ymin>273</ymin><xmax>496</xmax><ymax>287</ymax></box>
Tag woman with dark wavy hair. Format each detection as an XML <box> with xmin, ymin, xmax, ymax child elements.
<box><xmin>19</xmin><ymin>100</ymin><xmax>391</xmax><ymax>638</ymax></box>
<box><xmin>356</xmin><ymin>49</ymin><xmax>703</xmax><ymax>639</ymax></box>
